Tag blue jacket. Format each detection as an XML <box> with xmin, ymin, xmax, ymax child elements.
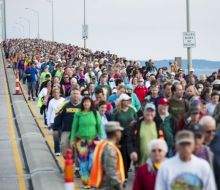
<box><xmin>40</xmin><ymin>62</ymin><xmax>52</xmax><ymax>71</ymax></box>
<box><xmin>209</xmin><ymin>135</ymin><xmax>220</xmax><ymax>156</ymax></box>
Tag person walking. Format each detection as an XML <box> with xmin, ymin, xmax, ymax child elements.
<box><xmin>199</xmin><ymin>116</ymin><xmax>220</xmax><ymax>156</ymax></box>
<box><xmin>70</xmin><ymin>97</ymin><xmax>103</xmax><ymax>189</ymax></box>
<box><xmin>53</xmin><ymin>88</ymin><xmax>81</xmax><ymax>177</ymax></box>
<box><xmin>24</xmin><ymin>62</ymin><xmax>40</xmax><ymax>101</ymax></box>
<box><xmin>98</xmin><ymin>100</ymin><xmax>111</xmax><ymax>140</ymax></box>
<box><xmin>207</xmin><ymin>91</ymin><xmax>219</xmax><ymax>115</ymax></box>
<box><xmin>133</xmin><ymin>78</ymin><xmax>148</xmax><ymax>103</ymax></box>
<box><xmin>213</xmin><ymin>101</ymin><xmax>220</xmax><ymax>135</ymax></box>
<box><xmin>112</xmin><ymin>93</ymin><xmax>137</xmax><ymax>181</ymax></box>
<box><xmin>47</xmin><ymin>87</ymin><xmax>65</xmax><ymax>156</ymax></box>
<box><xmin>90</xmin><ymin>121</ymin><xmax>125</xmax><ymax>190</ymax></box>
<box><xmin>154</xmin><ymin>98</ymin><xmax>176</xmax><ymax>157</ymax></box>
<box><xmin>132</xmin><ymin>139</ymin><xmax>167</xmax><ymax>190</ymax></box>
<box><xmin>188</xmin><ymin>123</ymin><xmax>218</xmax><ymax>171</ymax></box>
<box><xmin>155</xmin><ymin>130</ymin><xmax>216</xmax><ymax>190</ymax></box>
<box><xmin>125</xmin><ymin>84</ymin><xmax>141</xmax><ymax>111</ymax></box>
<box><xmin>127</xmin><ymin>103</ymin><xmax>158</xmax><ymax>171</ymax></box>
<box><xmin>168</xmin><ymin>84</ymin><xmax>190</xmax><ymax>124</ymax></box>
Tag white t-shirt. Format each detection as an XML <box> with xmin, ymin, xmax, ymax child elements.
<box><xmin>207</xmin><ymin>102</ymin><xmax>216</xmax><ymax>116</ymax></box>
<box><xmin>47</xmin><ymin>97</ymin><xmax>65</xmax><ymax>125</ymax></box>
<box><xmin>155</xmin><ymin>154</ymin><xmax>216</xmax><ymax>190</ymax></box>
<box><xmin>145</xmin><ymin>81</ymin><xmax>151</xmax><ymax>88</ymax></box>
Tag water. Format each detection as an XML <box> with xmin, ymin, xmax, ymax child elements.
<box><xmin>139</xmin><ymin>60</ymin><xmax>220</xmax><ymax>76</ymax></box>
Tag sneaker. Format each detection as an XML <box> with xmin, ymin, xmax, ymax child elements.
<box><xmin>75</xmin><ymin>170</ymin><xmax>81</xmax><ymax>178</ymax></box>
<box><xmin>44</xmin><ymin>125</ymin><xmax>48</xmax><ymax>128</ymax></box>
<box><xmin>28</xmin><ymin>97</ymin><xmax>31</xmax><ymax>101</ymax></box>
<box><xmin>125</xmin><ymin>178</ymin><xmax>128</xmax><ymax>183</ymax></box>
<box><xmin>84</xmin><ymin>186</ymin><xmax>91</xmax><ymax>189</ymax></box>
<box><xmin>33</xmin><ymin>97</ymin><xmax>36</xmax><ymax>101</ymax></box>
<box><xmin>55</xmin><ymin>152</ymin><xmax>61</xmax><ymax>156</ymax></box>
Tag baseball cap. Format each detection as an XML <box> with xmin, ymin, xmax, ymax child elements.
<box><xmin>189</xmin><ymin>68</ymin><xmax>194</xmax><ymax>72</ymax></box>
<box><xmin>105</xmin><ymin>121</ymin><xmax>124</xmax><ymax>132</ymax></box>
<box><xmin>206</xmin><ymin>76</ymin><xmax>215</xmax><ymax>83</ymax></box>
<box><xmin>112</xmin><ymin>89</ymin><xmax>117</xmax><ymax>94</ymax></box>
<box><xmin>199</xmin><ymin>74</ymin><xmax>206</xmax><ymax>81</ymax></box>
<box><xmin>159</xmin><ymin>77</ymin><xmax>167</xmax><ymax>82</ymax></box>
<box><xmin>118</xmin><ymin>94</ymin><xmax>132</xmax><ymax>101</ymax></box>
<box><xmin>189</xmin><ymin>107</ymin><xmax>200</xmax><ymax>115</ymax></box>
<box><xmin>125</xmin><ymin>84</ymin><xmax>133</xmax><ymax>90</ymax></box>
<box><xmin>170</xmin><ymin>72</ymin><xmax>175</xmax><ymax>76</ymax></box>
<box><xmin>144</xmin><ymin>103</ymin><xmax>156</xmax><ymax>111</ymax></box>
<box><xmin>188</xmin><ymin>123</ymin><xmax>203</xmax><ymax>136</ymax></box>
<box><xmin>175</xmin><ymin>130</ymin><xmax>195</xmax><ymax>145</ymax></box>
<box><xmin>214</xmin><ymin>80</ymin><xmax>220</xmax><ymax>85</ymax></box>
<box><xmin>158</xmin><ymin>98</ymin><xmax>169</xmax><ymax>105</ymax></box>
<box><xmin>158</xmin><ymin>74</ymin><xmax>164</xmax><ymax>79</ymax></box>
<box><xmin>114</xmin><ymin>73</ymin><xmax>121</xmax><ymax>78</ymax></box>
<box><xmin>191</xmin><ymin>99</ymin><xmax>202</xmax><ymax>105</ymax></box>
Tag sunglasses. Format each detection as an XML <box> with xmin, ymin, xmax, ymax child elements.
<box><xmin>206</xmin><ymin>130</ymin><xmax>216</xmax><ymax>134</ymax></box>
<box><xmin>138</xmin><ymin>80</ymin><xmax>143</xmax><ymax>82</ymax></box>
<box><xmin>83</xmin><ymin>94</ymin><xmax>90</xmax><ymax>96</ymax></box>
<box><xmin>151</xmin><ymin>85</ymin><xmax>159</xmax><ymax>88</ymax></box>
<box><xmin>152</xmin><ymin>149</ymin><xmax>162</xmax><ymax>153</ymax></box>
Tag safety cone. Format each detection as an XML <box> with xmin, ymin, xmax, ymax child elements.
<box><xmin>13</xmin><ymin>70</ymin><xmax>21</xmax><ymax>95</ymax></box>
<box><xmin>7</xmin><ymin>59</ymin><xmax>11</xmax><ymax>68</ymax></box>
<box><xmin>64</xmin><ymin>149</ymin><xmax>75</xmax><ymax>190</ymax></box>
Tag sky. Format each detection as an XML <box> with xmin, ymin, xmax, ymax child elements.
<box><xmin>4</xmin><ymin>0</ymin><xmax>220</xmax><ymax>61</ymax></box>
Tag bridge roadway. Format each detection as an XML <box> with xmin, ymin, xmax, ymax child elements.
<box><xmin>0</xmin><ymin>49</ymin><xmax>135</xmax><ymax>190</ymax></box>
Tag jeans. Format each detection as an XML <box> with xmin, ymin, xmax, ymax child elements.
<box><xmin>167</xmin><ymin>148</ymin><xmax>175</xmax><ymax>158</ymax></box>
<box><xmin>51</xmin><ymin>123</ymin><xmax>62</xmax><ymax>153</ymax></box>
<box><xmin>18</xmin><ymin>69</ymin><xmax>23</xmax><ymax>81</ymax></box>
<box><xmin>22</xmin><ymin>72</ymin><xmax>27</xmax><ymax>84</ymax></box>
<box><xmin>36</xmin><ymin>81</ymin><xmax>39</xmax><ymax>96</ymax></box>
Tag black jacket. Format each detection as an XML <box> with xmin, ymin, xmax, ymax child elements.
<box><xmin>127</xmin><ymin>118</ymin><xmax>159</xmax><ymax>167</ymax></box>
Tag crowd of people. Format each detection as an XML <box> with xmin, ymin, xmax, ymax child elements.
<box><xmin>2</xmin><ymin>38</ymin><xmax>220</xmax><ymax>190</ymax></box>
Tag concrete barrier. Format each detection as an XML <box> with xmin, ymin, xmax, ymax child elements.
<box><xmin>3</xmin><ymin>52</ymin><xmax>64</xmax><ymax>190</ymax></box>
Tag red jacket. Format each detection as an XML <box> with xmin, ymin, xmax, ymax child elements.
<box><xmin>177</xmin><ymin>111</ymin><xmax>206</xmax><ymax>131</ymax></box>
<box><xmin>132</xmin><ymin>163</ymin><xmax>157</xmax><ymax>190</ymax></box>
<box><xmin>133</xmin><ymin>86</ymin><xmax>148</xmax><ymax>103</ymax></box>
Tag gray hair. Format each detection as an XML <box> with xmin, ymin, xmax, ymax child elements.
<box><xmin>148</xmin><ymin>139</ymin><xmax>168</xmax><ymax>153</ymax></box>
<box><xmin>199</xmin><ymin>115</ymin><xmax>216</xmax><ymax>126</ymax></box>
<box><xmin>71</xmin><ymin>77</ymin><xmax>77</xmax><ymax>84</ymax></box>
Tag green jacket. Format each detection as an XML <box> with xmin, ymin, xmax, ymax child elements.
<box><xmin>70</xmin><ymin>110</ymin><xmax>103</xmax><ymax>141</ymax></box>
<box><xmin>154</xmin><ymin>113</ymin><xmax>176</xmax><ymax>148</ymax></box>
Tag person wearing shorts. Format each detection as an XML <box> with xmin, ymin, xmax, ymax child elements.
<box><xmin>24</xmin><ymin>62</ymin><xmax>40</xmax><ymax>101</ymax></box>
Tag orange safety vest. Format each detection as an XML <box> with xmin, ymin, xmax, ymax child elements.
<box><xmin>90</xmin><ymin>140</ymin><xmax>125</xmax><ymax>187</ymax></box>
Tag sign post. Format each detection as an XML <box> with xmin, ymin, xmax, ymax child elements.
<box><xmin>183</xmin><ymin>31</ymin><xmax>196</xmax><ymax>48</ymax></box>
<box><xmin>82</xmin><ymin>24</ymin><xmax>88</xmax><ymax>41</ymax></box>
